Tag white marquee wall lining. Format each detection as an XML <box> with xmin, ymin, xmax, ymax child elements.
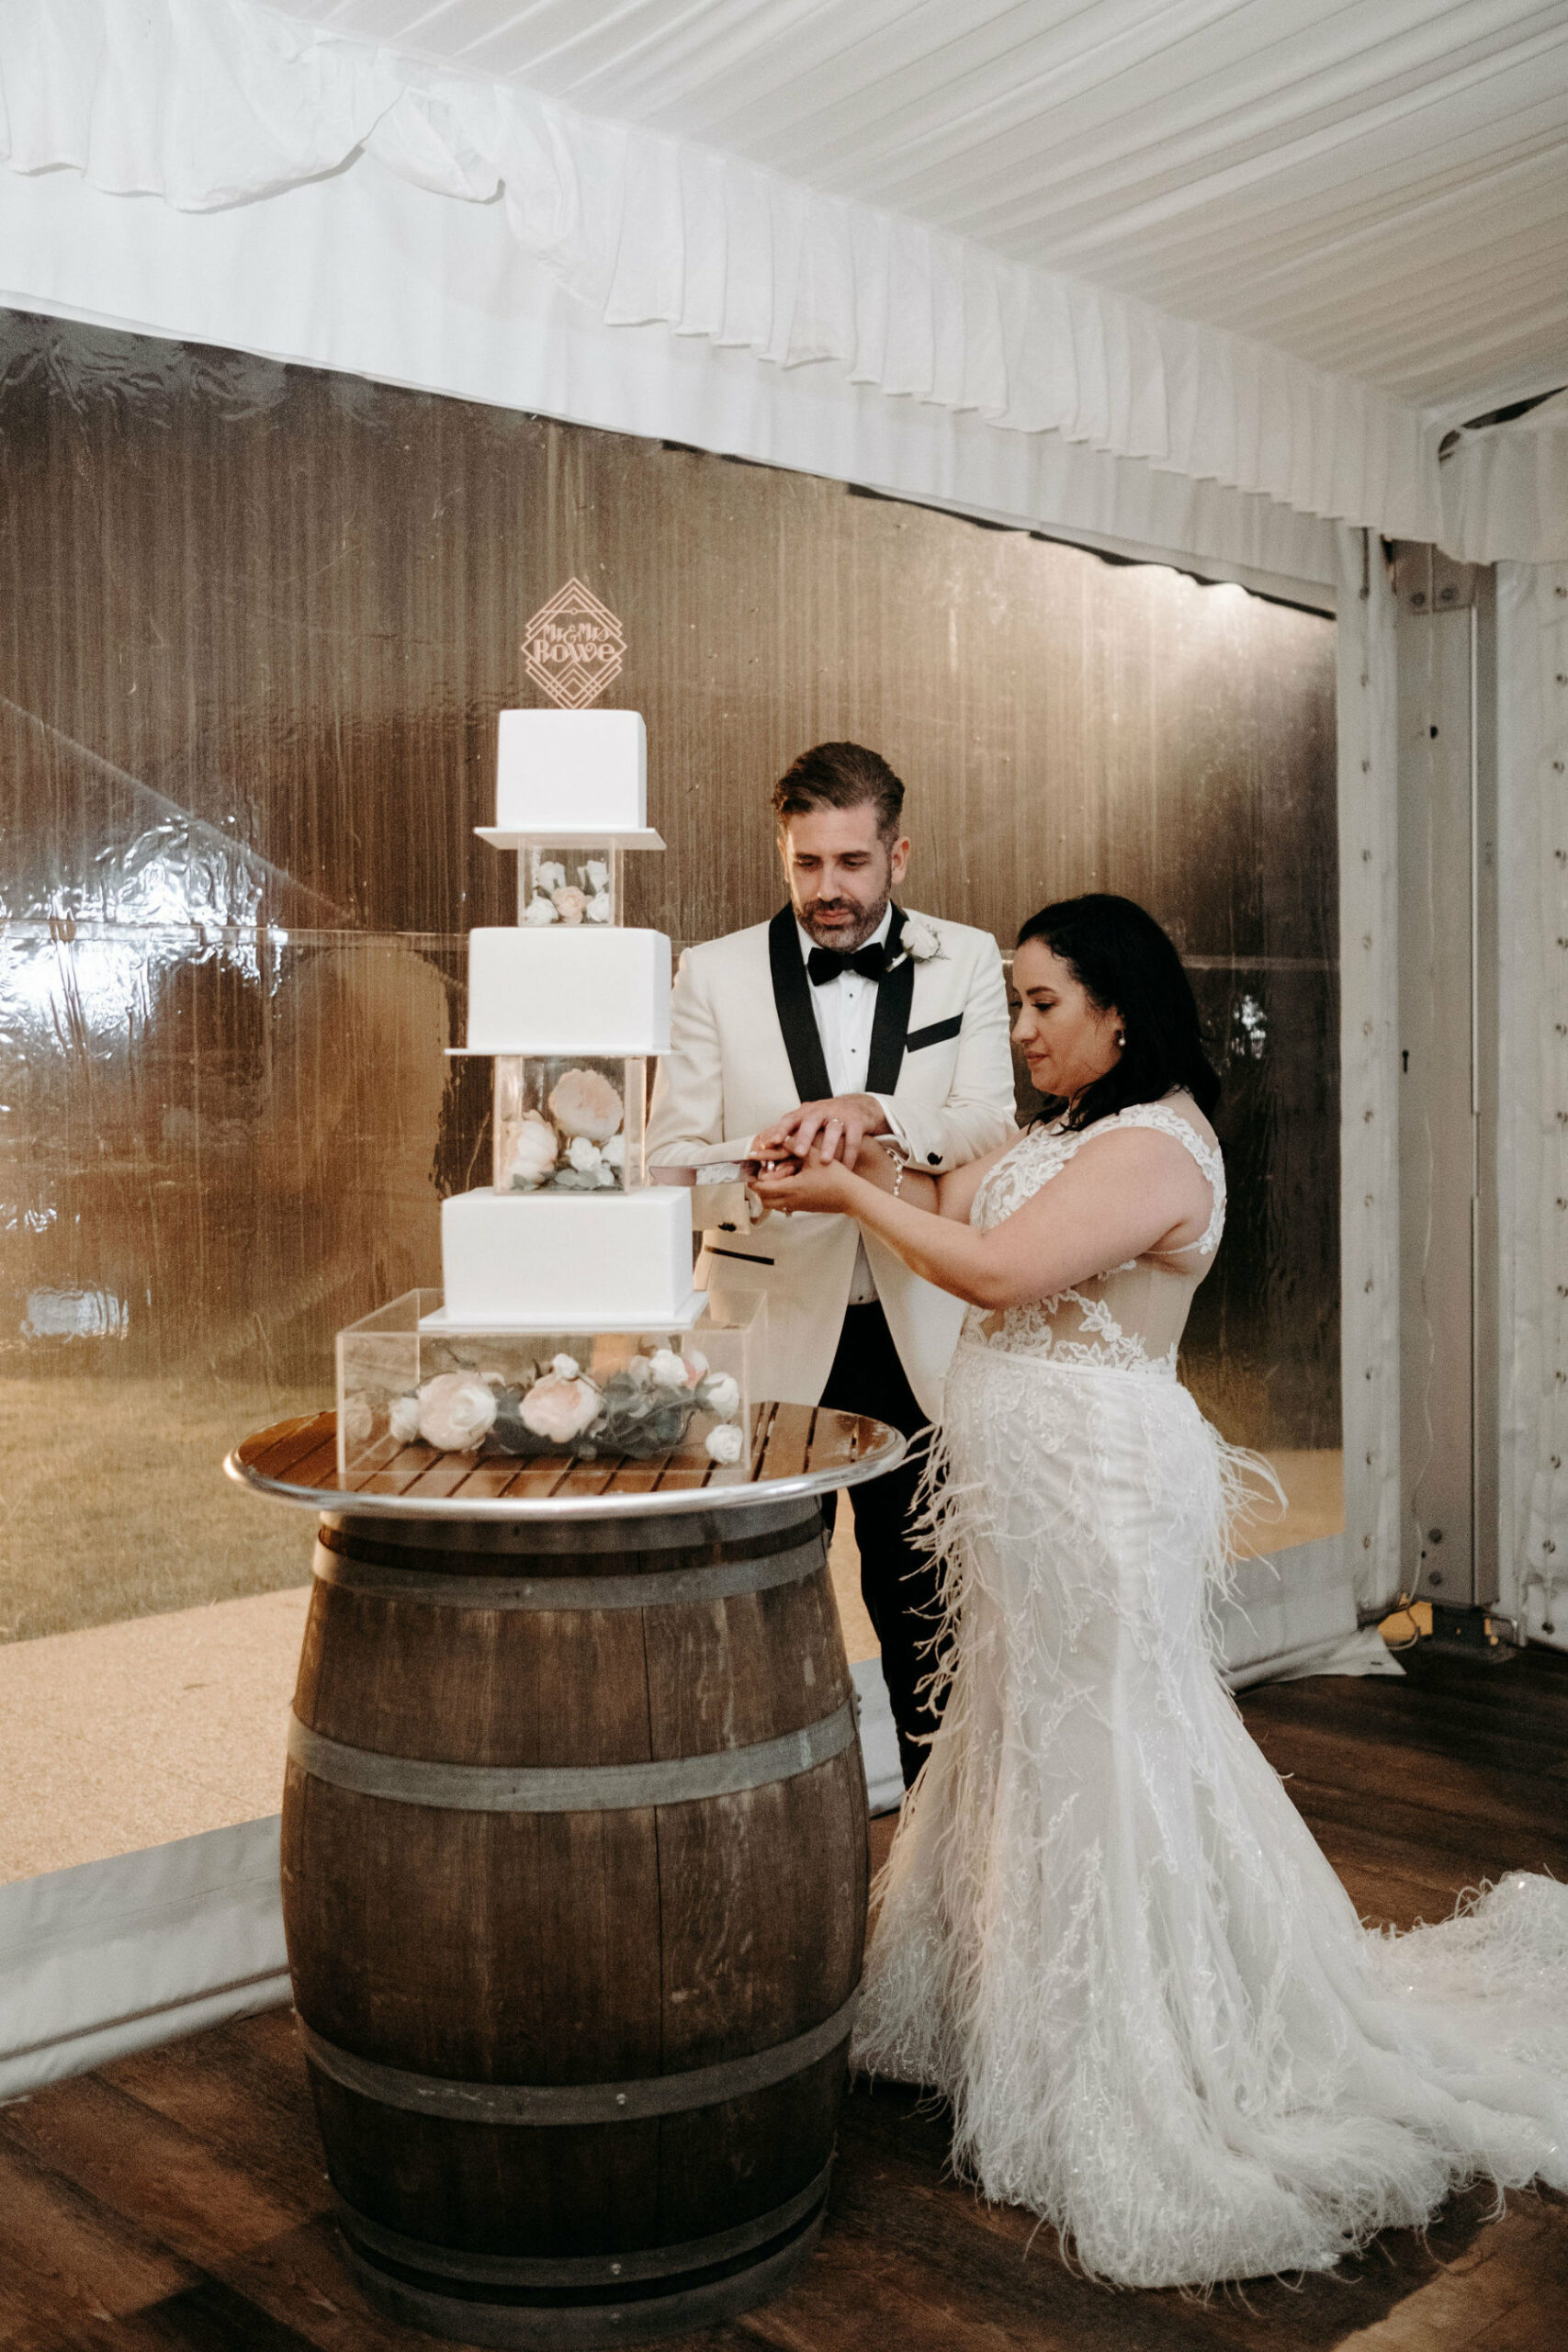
<box><xmin>1498</xmin><ymin>560</ymin><xmax>1568</xmax><ymax>1649</ymax></box>
<box><xmin>1336</xmin><ymin>531</ymin><xmax>1404</xmax><ymax>1618</ymax></box>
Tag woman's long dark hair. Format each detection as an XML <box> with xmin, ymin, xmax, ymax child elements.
<box><xmin>1016</xmin><ymin>893</ymin><xmax>1220</xmax><ymax>1132</ymax></box>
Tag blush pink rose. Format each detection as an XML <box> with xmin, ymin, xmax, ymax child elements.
<box><xmin>417</xmin><ymin>1373</ymin><xmax>497</xmax><ymax>1452</ymax></box>
<box><xmin>548</xmin><ymin>1068</ymin><xmax>624</xmax><ymax>1143</ymax></box>
<box><xmin>502</xmin><ymin>1111</ymin><xmax>558</xmax><ymax>1190</ymax></box>
<box><xmin>520</xmin><ymin>1371</ymin><xmax>601</xmax><ymax>1442</ymax></box>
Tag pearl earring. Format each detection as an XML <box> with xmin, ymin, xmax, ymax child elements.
<box><xmin>1114</xmin><ymin>1028</ymin><xmax>1126</xmax><ymax>1048</ymax></box>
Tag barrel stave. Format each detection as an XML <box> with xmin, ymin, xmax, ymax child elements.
<box><xmin>284</xmin><ymin>1758</ymin><xmax>863</xmax><ymax>2080</ymax></box>
<box><xmin>283</xmin><ymin>1770</ymin><xmax>664</xmax><ymax>2081</ymax></box>
<box><xmin>306</xmin><ymin>2052</ymin><xmax>849</xmax><ymax>2258</ymax></box>
<box><xmin>310</xmin><ymin>2082</ymin><xmax>666</xmax><ymax>2257</ymax></box>
<box><xmin>641</xmin><ymin>1575</ymin><xmax>849</xmax><ymax>1761</ymax></box>
<box><xmin>300</xmin><ymin>1582</ymin><xmax>660</xmax><ymax>1769</ymax></box>
<box><xmin>652</xmin><ymin>1764</ymin><xmax>867</xmax><ymax>2066</ymax></box>
<box><xmin>296</xmin><ymin>1571</ymin><xmax>847</xmax><ymax>1771</ymax></box>
<box><xmin>650</xmin><ymin>2049</ymin><xmax>850</xmax><ymax>2242</ymax></box>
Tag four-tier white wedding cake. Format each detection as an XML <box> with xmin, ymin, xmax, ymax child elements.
<box><xmin>335</xmin><ymin>709</ymin><xmax>758</xmax><ymax>1479</ymax></box>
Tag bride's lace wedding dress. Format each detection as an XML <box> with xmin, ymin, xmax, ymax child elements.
<box><xmin>852</xmin><ymin>1093</ymin><xmax>1568</xmax><ymax>2289</ymax></box>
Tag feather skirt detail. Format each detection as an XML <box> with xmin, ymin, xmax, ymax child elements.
<box><xmin>851</xmin><ymin>1340</ymin><xmax>1568</xmax><ymax>2289</ymax></box>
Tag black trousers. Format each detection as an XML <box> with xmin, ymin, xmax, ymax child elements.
<box><xmin>819</xmin><ymin>1302</ymin><xmax>948</xmax><ymax>1789</ymax></box>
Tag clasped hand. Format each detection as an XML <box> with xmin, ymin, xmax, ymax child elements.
<box><xmin>749</xmin><ymin>1092</ymin><xmax>886</xmax><ymax>1216</ymax></box>
<box><xmin>750</xmin><ymin>1147</ymin><xmax>857</xmax><ymax>1216</ymax></box>
<box><xmin>750</xmin><ymin>1091</ymin><xmax>887</xmax><ymax>1169</ymax></box>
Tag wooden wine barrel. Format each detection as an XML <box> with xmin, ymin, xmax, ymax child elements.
<box><xmin>281</xmin><ymin>1492</ymin><xmax>868</xmax><ymax>2348</ymax></box>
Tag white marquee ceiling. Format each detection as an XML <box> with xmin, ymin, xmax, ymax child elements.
<box><xmin>276</xmin><ymin>0</ymin><xmax>1568</xmax><ymax>424</ymax></box>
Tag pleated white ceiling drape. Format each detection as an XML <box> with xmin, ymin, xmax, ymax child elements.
<box><xmin>2</xmin><ymin>0</ymin><xmax>1562</xmax><ymax>563</ymax></box>
<box><xmin>273</xmin><ymin>0</ymin><xmax>1568</xmax><ymax>423</ymax></box>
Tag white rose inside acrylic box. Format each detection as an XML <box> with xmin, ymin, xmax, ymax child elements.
<box><xmin>336</xmin><ymin>1290</ymin><xmax>761</xmax><ymax>1478</ymax></box>
<box><xmin>491</xmin><ymin>1055</ymin><xmax>647</xmax><ymax>1194</ymax></box>
<box><xmin>517</xmin><ymin>842</ymin><xmax>620</xmax><ymax>929</ymax></box>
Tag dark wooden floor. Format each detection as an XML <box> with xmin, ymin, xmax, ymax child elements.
<box><xmin>4</xmin><ymin>1643</ymin><xmax>1566</xmax><ymax>2352</ymax></box>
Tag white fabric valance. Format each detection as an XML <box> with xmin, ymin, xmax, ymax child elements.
<box><xmin>0</xmin><ymin>0</ymin><xmax>1503</xmax><ymax>558</ymax></box>
<box><xmin>1441</xmin><ymin>401</ymin><xmax>1568</xmax><ymax>569</ymax></box>
<box><xmin>0</xmin><ymin>133</ymin><xmax>1343</xmax><ymax>599</ymax></box>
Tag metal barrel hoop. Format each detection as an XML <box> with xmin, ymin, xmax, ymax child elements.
<box><xmin>299</xmin><ymin>1990</ymin><xmax>860</xmax><ymax>2126</ymax></box>
<box><xmin>309</xmin><ymin>1526</ymin><xmax>829</xmax><ymax>1611</ymax></box>
<box><xmin>287</xmin><ymin>1697</ymin><xmax>858</xmax><ymax>1814</ymax></box>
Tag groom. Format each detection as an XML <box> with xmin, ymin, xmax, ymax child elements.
<box><xmin>647</xmin><ymin>741</ymin><xmax>1015</xmax><ymax>1784</ymax></box>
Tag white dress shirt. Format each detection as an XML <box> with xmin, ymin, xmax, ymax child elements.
<box><xmin>795</xmin><ymin>903</ymin><xmax>898</xmax><ymax>1306</ymax></box>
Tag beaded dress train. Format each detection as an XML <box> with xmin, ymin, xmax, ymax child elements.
<box><xmin>851</xmin><ymin>1095</ymin><xmax>1568</xmax><ymax>2289</ymax></box>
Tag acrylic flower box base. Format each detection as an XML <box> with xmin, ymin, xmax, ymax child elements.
<box><xmin>336</xmin><ymin>1289</ymin><xmax>761</xmax><ymax>1480</ymax></box>
<box><xmin>416</xmin><ymin>1297</ymin><xmax>704</xmax><ymax>1335</ymax></box>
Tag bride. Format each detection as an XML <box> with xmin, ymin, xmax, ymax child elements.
<box><xmin>753</xmin><ymin>890</ymin><xmax>1568</xmax><ymax>2290</ymax></box>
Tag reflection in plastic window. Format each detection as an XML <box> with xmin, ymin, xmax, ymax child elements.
<box><xmin>0</xmin><ymin>921</ymin><xmax>459</xmax><ymax>1639</ymax></box>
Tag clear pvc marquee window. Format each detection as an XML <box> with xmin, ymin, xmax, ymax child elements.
<box><xmin>0</xmin><ymin>309</ymin><xmax>1338</xmax><ymax>1639</ymax></box>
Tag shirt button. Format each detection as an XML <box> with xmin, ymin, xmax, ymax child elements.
<box><xmin>927</xmin><ymin>1153</ymin><xmax>942</xmax><ymax>1166</ymax></box>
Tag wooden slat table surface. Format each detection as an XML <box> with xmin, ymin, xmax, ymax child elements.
<box><xmin>227</xmin><ymin>1403</ymin><xmax>904</xmax><ymax>1520</ymax></box>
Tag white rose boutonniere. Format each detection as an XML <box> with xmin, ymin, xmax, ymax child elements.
<box><xmin>900</xmin><ymin>915</ymin><xmax>942</xmax><ymax>964</ymax></box>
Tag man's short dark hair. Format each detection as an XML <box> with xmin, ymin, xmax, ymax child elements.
<box><xmin>773</xmin><ymin>742</ymin><xmax>906</xmax><ymax>839</ymax></box>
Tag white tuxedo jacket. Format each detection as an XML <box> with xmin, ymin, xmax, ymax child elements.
<box><xmin>646</xmin><ymin>905</ymin><xmax>1016</xmax><ymax>1419</ymax></box>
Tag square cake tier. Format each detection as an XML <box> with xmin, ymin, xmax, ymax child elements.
<box><xmin>463</xmin><ymin>928</ymin><xmax>671</xmax><ymax>1055</ymax></box>
<box><xmin>439</xmin><ymin>1187</ymin><xmax>697</xmax><ymax>1327</ymax></box>
<box><xmin>496</xmin><ymin>708</ymin><xmax>646</xmax><ymax>832</ymax></box>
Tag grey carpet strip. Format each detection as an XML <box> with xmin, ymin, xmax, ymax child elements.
<box><xmin>310</xmin><ymin>1529</ymin><xmax>825</xmax><ymax>1611</ymax></box>
<box><xmin>288</xmin><ymin>1696</ymin><xmax>857</xmax><ymax>1813</ymax></box>
<box><xmin>300</xmin><ymin>1991</ymin><xmax>859</xmax><ymax>2124</ymax></box>
<box><xmin>338</xmin><ymin>2162</ymin><xmax>833</xmax><ymax>2287</ymax></box>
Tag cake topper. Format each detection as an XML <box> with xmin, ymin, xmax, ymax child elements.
<box><xmin>523</xmin><ymin>578</ymin><xmax>626</xmax><ymax>707</ymax></box>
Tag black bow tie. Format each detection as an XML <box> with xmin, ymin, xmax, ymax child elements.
<box><xmin>807</xmin><ymin>942</ymin><xmax>888</xmax><ymax>986</ymax></box>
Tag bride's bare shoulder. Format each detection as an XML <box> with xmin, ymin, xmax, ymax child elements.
<box><xmin>1063</xmin><ymin>1097</ymin><xmax>1218</xmax><ymax>1227</ymax></box>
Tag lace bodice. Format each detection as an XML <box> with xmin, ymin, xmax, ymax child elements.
<box><xmin>963</xmin><ymin>1095</ymin><xmax>1224</xmax><ymax>1376</ymax></box>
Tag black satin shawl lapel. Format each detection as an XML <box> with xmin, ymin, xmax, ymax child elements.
<box><xmin>866</xmin><ymin>906</ymin><xmax>913</xmax><ymax>1094</ymax></box>
<box><xmin>768</xmin><ymin>907</ymin><xmax>833</xmax><ymax>1103</ymax></box>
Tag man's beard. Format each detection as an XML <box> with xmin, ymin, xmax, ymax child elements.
<box><xmin>795</xmin><ymin>883</ymin><xmax>892</xmax><ymax>954</ymax></box>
